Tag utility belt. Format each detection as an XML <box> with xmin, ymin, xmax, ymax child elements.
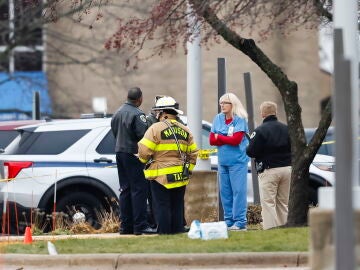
<box><xmin>255</xmin><ymin>161</ymin><xmax>290</xmax><ymax>174</ymax></box>
<box><xmin>255</xmin><ymin>161</ymin><xmax>266</xmax><ymax>174</ymax></box>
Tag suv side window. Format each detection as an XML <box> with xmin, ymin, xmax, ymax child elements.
<box><xmin>10</xmin><ymin>130</ymin><xmax>90</xmax><ymax>155</ymax></box>
<box><xmin>96</xmin><ymin>131</ymin><xmax>115</xmax><ymax>154</ymax></box>
<box><xmin>0</xmin><ymin>130</ymin><xmax>19</xmax><ymax>149</ymax></box>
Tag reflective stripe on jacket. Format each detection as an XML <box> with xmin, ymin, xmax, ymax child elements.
<box><xmin>138</xmin><ymin>118</ymin><xmax>198</xmax><ymax>189</ymax></box>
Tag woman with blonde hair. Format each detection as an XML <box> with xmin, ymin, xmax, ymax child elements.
<box><xmin>209</xmin><ymin>92</ymin><xmax>249</xmax><ymax>231</ymax></box>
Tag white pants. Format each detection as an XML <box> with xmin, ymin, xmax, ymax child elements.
<box><xmin>258</xmin><ymin>166</ymin><xmax>291</xmax><ymax>230</ymax></box>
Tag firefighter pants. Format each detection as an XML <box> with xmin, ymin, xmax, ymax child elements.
<box><xmin>150</xmin><ymin>180</ymin><xmax>185</xmax><ymax>234</ymax></box>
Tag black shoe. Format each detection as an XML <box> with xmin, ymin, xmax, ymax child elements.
<box><xmin>134</xmin><ymin>226</ymin><xmax>157</xmax><ymax>235</ymax></box>
<box><xmin>183</xmin><ymin>226</ymin><xmax>190</xmax><ymax>233</ymax></box>
<box><xmin>119</xmin><ymin>228</ymin><xmax>133</xmax><ymax>235</ymax></box>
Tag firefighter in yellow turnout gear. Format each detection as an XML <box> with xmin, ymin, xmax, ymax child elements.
<box><xmin>138</xmin><ymin>96</ymin><xmax>198</xmax><ymax>234</ymax></box>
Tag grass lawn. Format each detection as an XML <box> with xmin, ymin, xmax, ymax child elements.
<box><xmin>2</xmin><ymin>227</ymin><xmax>309</xmax><ymax>254</ymax></box>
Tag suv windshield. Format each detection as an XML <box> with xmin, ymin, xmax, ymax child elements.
<box><xmin>6</xmin><ymin>129</ymin><xmax>90</xmax><ymax>155</ymax></box>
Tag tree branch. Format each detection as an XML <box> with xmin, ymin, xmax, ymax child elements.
<box><xmin>313</xmin><ymin>0</ymin><xmax>333</xmax><ymax>22</ymax></box>
<box><xmin>304</xmin><ymin>98</ymin><xmax>332</xmax><ymax>163</ymax></box>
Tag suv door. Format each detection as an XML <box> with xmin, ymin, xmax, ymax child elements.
<box><xmin>85</xmin><ymin>127</ymin><xmax>120</xmax><ymax>199</ymax></box>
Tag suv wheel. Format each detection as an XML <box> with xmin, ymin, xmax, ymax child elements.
<box><xmin>56</xmin><ymin>192</ymin><xmax>103</xmax><ymax>229</ymax></box>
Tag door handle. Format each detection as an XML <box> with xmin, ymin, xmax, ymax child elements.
<box><xmin>94</xmin><ymin>157</ymin><xmax>113</xmax><ymax>163</ymax></box>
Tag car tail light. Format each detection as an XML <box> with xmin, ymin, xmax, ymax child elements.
<box><xmin>4</xmin><ymin>161</ymin><xmax>33</xmax><ymax>179</ymax></box>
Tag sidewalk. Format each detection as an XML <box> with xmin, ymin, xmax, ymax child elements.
<box><xmin>2</xmin><ymin>252</ymin><xmax>309</xmax><ymax>269</ymax></box>
<box><xmin>0</xmin><ymin>233</ymin><xmax>309</xmax><ymax>269</ymax></box>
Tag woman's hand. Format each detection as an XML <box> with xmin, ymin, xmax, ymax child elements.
<box><xmin>209</xmin><ymin>132</ymin><xmax>223</xmax><ymax>146</ymax></box>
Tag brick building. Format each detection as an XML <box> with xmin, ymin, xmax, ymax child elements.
<box><xmin>45</xmin><ymin>4</ymin><xmax>330</xmax><ymax>128</ymax></box>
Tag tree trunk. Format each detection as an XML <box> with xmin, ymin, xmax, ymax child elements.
<box><xmin>287</xmin><ymin>161</ymin><xmax>310</xmax><ymax>226</ymax></box>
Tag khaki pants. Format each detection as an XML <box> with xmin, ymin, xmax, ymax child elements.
<box><xmin>258</xmin><ymin>166</ymin><xmax>291</xmax><ymax>230</ymax></box>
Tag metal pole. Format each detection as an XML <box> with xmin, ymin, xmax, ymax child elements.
<box><xmin>334</xmin><ymin>0</ymin><xmax>359</xmax><ymax>187</ymax></box>
<box><xmin>217</xmin><ymin>58</ymin><xmax>226</xmax><ymax>113</ymax></box>
<box><xmin>243</xmin><ymin>73</ymin><xmax>260</xmax><ymax>205</ymax></box>
<box><xmin>217</xmin><ymin>58</ymin><xmax>226</xmax><ymax>221</ymax></box>
<box><xmin>32</xmin><ymin>91</ymin><xmax>40</xmax><ymax>120</ymax></box>
<box><xmin>333</xmin><ymin>0</ymin><xmax>358</xmax><ymax>267</ymax></box>
<box><xmin>186</xmin><ymin>2</ymin><xmax>207</xmax><ymax>170</ymax></box>
<box><xmin>333</xmin><ymin>28</ymin><xmax>355</xmax><ymax>270</ymax></box>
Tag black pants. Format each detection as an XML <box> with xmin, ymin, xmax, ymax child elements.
<box><xmin>116</xmin><ymin>152</ymin><xmax>148</xmax><ymax>233</ymax></box>
<box><xmin>150</xmin><ymin>180</ymin><xmax>185</xmax><ymax>234</ymax></box>
<box><xmin>146</xmin><ymin>182</ymin><xmax>157</xmax><ymax>228</ymax></box>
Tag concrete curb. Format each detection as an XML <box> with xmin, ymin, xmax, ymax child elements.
<box><xmin>0</xmin><ymin>234</ymin><xmax>309</xmax><ymax>268</ymax></box>
<box><xmin>3</xmin><ymin>252</ymin><xmax>309</xmax><ymax>269</ymax></box>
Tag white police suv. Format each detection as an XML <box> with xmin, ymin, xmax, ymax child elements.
<box><xmin>0</xmin><ymin>116</ymin><xmax>218</xmax><ymax>234</ymax></box>
<box><xmin>0</xmin><ymin>117</ymin><xmax>119</xmax><ymax>234</ymax></box>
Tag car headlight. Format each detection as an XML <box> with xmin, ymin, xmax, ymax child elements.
<box><xmin>312</xmin><ymin>162</ymin><xmax>336</xmax><ymax>172</ymax></box>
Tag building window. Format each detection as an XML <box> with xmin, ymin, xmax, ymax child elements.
<box><xmin>0</xmin><ymin>0</ymin><xmax>43</xmax><ymax>72</ymax></box>
<box><xmin>14</xmin><ymin>50</ymin><xmax>42</xmax><ymax>71</ymax></box>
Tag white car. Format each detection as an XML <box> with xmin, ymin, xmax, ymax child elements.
<box><xmin>0</xmin><ymin>116</ymin><xmax>335</xmax><ymax>234</ymax></box>
<box><xmin>197</xmin><ymin>120</ymin><xmax>335</xmax><ymax>205</ymax></box>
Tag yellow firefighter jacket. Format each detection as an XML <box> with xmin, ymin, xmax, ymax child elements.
<box><xmin>138</xmin><ymin>118</ymin><xmax>198</xmax><ymax>189</ymax></box>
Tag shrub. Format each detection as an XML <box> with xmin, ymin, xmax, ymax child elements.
<box><xmin>96</xmin><ymin>207</ymin><xmax>119</xmax><ymax>233</ymax></box>
<box><xmin>247</xmin><ymin>204</ymin><xmax>262</xmax><ymax>225</ymax></box>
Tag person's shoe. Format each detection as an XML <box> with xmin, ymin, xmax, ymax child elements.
<box><xmin>183</xmin><ymin>225</ymin><xmax>190</xmax><ymax>233</ymax></box>
<box><xmin>134</xmin><ymin>226</ymin><xmax>157</xmax><ymax>235</ymax></box>
<box><xmin>119</xmin><ymin>228</ymin><xmax>133</xmax><ymax>235</ymax></box>
<box><xmin>228</xmin><ymin>225</ymin><xmax>247</xmax><ymax>231</ymax></box>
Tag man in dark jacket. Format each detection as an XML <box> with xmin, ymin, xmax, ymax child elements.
<box><xmin>246</xmin><ymin>101</ymin><xmax>291</xmax><ymax>230</ymax></box>
<box><xmin>111</xmin><ymin>87</ymin><xmax>156</xmax><ymax>235</ymax></box>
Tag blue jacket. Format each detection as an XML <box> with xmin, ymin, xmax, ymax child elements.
<box><xmin>211</xmin><ymin>113</ymin><xmax>249</xmax><ymax>165</ymax></box>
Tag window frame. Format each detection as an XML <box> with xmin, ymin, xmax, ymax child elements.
<box><xmin>96</xmin><ymin>130</ymin><xmax>116</xmax><ymax>155</ymax></box>
<box><xmin>7</xmin><ymin>129</ymin><xmax>91</xmax><ymax>155</ymax></box>
<box><xmin>0</xmin><ymin>0</ymin><xmax>44</xmax><ymax>72</ymax></box>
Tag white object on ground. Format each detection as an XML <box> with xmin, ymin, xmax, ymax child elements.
<box><xmin>200</xmin><ymin>221</ymin><xmax>228</xmax><ymax>240</ymax></box>
<box><xmin>188</xmin><ymin>220</ymin><xmax>228</xmax><ymax>240</ymax></box>
<box><xmin>47</xmin><ymin>241</ymin><xmax>58</xmax><ymax>255</ymax></box>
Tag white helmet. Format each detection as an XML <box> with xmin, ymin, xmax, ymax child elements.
<box><xmin>152</xmin><ymin>96</ymin><xmax>183</xmax><ymax>115</ymax></box>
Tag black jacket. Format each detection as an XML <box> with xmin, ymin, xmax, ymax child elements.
<box><xmin>111</xmin><ymin>102</ymin><xmax>148</xmax><ymax>154</ymax></box>
<box><xmin>246</xmin><ymin>115</ymin><xmax>291</xmax><ymax>169</ymax></box>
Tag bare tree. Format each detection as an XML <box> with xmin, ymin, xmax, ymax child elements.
<box><xmin>101</xmin><ymin>0</ymin><xmax>337</xmax><ymax>226</ymax></box>
<box><xmin>45</xmin><ymin>0</ymin><xmax>157</xmax><ymax>117</ymax></box>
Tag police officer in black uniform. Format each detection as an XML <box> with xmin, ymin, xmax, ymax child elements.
<box><xmin>111</xmin><ymin>87</ymin><xmax>157</xmax><ymax>235</ymax></box>
<box><xmin>246</xmin><ymin>101</ymin><xmax>291</xmax><ymax>230</ymax></box>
